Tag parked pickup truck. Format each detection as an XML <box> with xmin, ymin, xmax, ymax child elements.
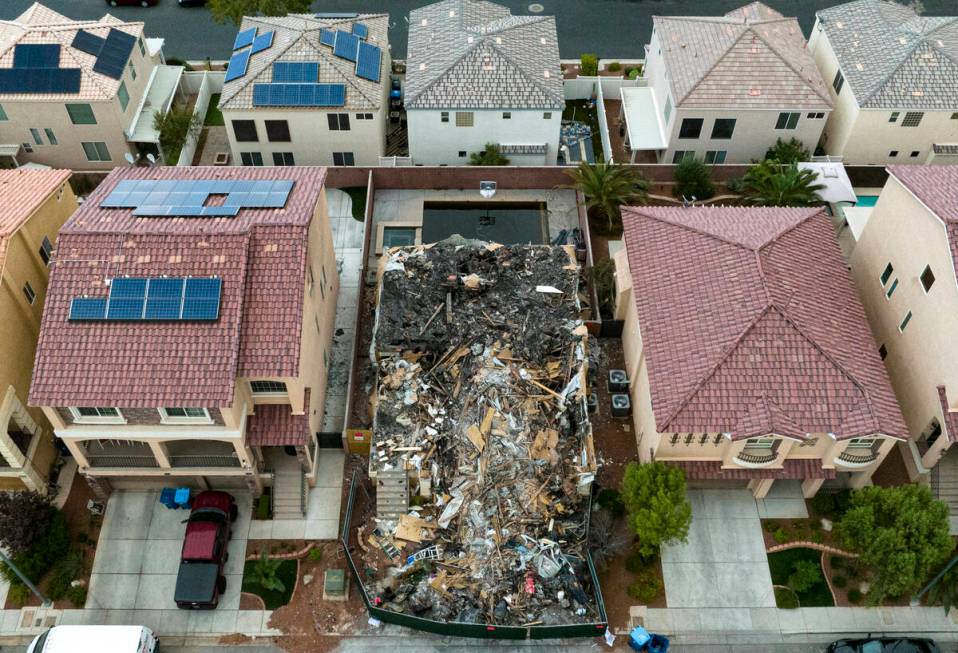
<box><xmin>174</xmin><ymin>490</ymin><xmax>237</xmax><ymax>609</ymax></box>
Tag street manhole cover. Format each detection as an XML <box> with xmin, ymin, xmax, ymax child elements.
<box><xmin>529</xmin><ymin>3</ymin><xmax>544</xmax><ymax>13</ymax></box>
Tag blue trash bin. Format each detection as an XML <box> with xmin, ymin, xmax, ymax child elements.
<box><xmin>648</xmin><ymin>634</ymin><xmax>670</xmax><ymax>653</ymax></box>
<box><xmin>160</xmin><ymin>488</ymin><xmax>177</xmax><ymax>509</ymax></box>
<box><xmin>628</xmin><ymin>626</ymin><xmax>651</xmax><ymax>651</ymax></box>
<box><xmin>174</xmin><ymin>487</ymin><xmax>191</xmax><ymax>509</ymax></box>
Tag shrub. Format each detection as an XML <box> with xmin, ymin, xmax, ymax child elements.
<box><xmin>0</xmin><ymin>491</ymin><xmax>56</xmax><ymax>555</ymax></box>
<box><xmin>607</xmin><ymin>61</ymin><xmax>622</xmax><ymax>72</ymax></box>
<box><xmin>468</xmin><ymin>143</ymin><xmax>510</xmax><ymax>166</ymax></box>
<box><xmin>765</xmin><ymin>137</ymin><xmax>811</xmax><ymax>165</ymax></box>
<box><xmin>153</xmin><ymin>105</ymin><xmax>202</xmax><ymax>165</ymax></box>
<box><xmin>1</xmin><ymin>512</ymin><xmax>70</xmax><ymax>586</ymax></box>
<box><xmin>773</xmin><ymin>528</ymin><xmax>790</xmax><ymax>544</ymax></box>
<box><xmin>672</xmin><ymin>157</ymin><xmax>715</xmax><ymax>201</ymax></box>
<box><xmin>627</xmin><ymin>68</ymin><xmax>640</xmax><ymax>80</ymax></box>
<box><xmin>249</xmin><ymin>551</ymin><xmax>286</xmax><ymax>593</ymax></box>
<box><xmin>774</xmin><ymin>586</ymin><xmax>800</xmax><ymax>609</ymax></box>
<box><xmin>580</xmin><ymin>53</ymin><xmax>598</xmax><ymax>76</ymax></box>
<box><xmin>626</xmin><ymin>569</ymin><xmax>663</xmax><ymax>604</ymax></box>
<box><xmin>308</xmin><ymin>548</ymin><xmax>323</xmax><ymax>562</ymax></box>
<box><xmin>788</xmin><ymin>559</ymin><xmax>823</xmax><ymax>593</ymax></box>
<box><xmin>810</xmin><ymin>532</ymin><xmax>824</xmax><ymax>544</ymax></box>
<box><xmin>621</xmin><ymin>462</ymin><xmax>692</xmax><ymax>557</ymax></box>
<box><xmin>67</xmin><ymin>585</ymin><xmax>87</xmax><ymax>608</ymax></box>
<box><xmin>597</xmin><ymin>488</ymin><xmax>625</xmax><ymax>516</ymax></box>
<box><xmin>764</xmin><ymin>521</ymin><xmax>779</xmax><ymax>533</ymax></box>
<box><xmin>590</xmin><ymin>259</ymin><xmax>617</xmax><ymax>321</ymax></box>
<box><xmin>830</xmin><ymin>556</ymin><xmax>845</xmax><ymax>569</ymax></box>
<box><xmin>625</xmin><ymin>548</ymin><xmax>656</xmax><ymax>574</ymax></box>
<box><xmin>845</xmin><ymin>563</ymin><xmax>860</xmax><ymax>580</ymax></box>
<box><xmin>7</xmin><ymin>584</ymin><xmax>31</xmax><ymax>606</ymax></box>
<box><xmin>47</xmin><ymin>549</ymin><xmax>86</xmax><ymax>601</ymax></box>
<box><xmin>832</xmin><ymin>575</ymin><xmax>848</xmax><ymax>589</ymax></box>
<box><xmin>847</xmin><ymin>589</ymin><xmax>863</xmax><ymax>604</ymax></box>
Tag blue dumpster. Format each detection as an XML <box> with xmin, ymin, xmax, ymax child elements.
<box><xmin>174</xmin><ymin>487</ymin><xmax>191</xmax><ymax>509</ymax></box>
<box><xmin>160</xmin><ymin>488</ymin><xmax>177</xmax><ymax>509</ymax></box>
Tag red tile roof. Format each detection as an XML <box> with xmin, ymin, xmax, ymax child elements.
<box><xmin>30</xmin><ymin>166</ymin><xmax>326</xmax><ymax>407</ymax></box>
<box><xmin>621</xmin><ymin>206</ymin><xmax>906</xmax><ymax>441</ymax></box>
<box><xmin>246</xmin><ymin>389</ymin><xmax>311</xmax><ymax>447</ymax></box>
<box><xmin>0</xmin><ymin>168</ymin><xmax>71</xmax><ymax>270</ymax></box>
<box><xmin>667</xmin><ymin>459</ymin><xmax>837</xmax><ymax>480</ymax></box>
<box><xmin>888</xmin><ymin>166</ymin><xmax>958</xmax><ymax>283</ymax></box>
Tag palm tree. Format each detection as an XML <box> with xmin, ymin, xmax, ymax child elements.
<box><xmin>468</xmin><ymin>143</ymin><xmax>510</xmax><ymax>166</ymax></box>
<box><xmin>741</xmin><ymin>160</ymin><xmax>825</xmax><ymax>207</ymax></box>
<box><xmin>565</xmin><ymin>162</ymin><xmax>649</xmax><ymax>235</ymax></box>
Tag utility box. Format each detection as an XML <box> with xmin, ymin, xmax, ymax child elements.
<box><xmin>611</xmin><ymin>394</ymin><xmax>631</xmax><ymax>418</ymax></box>
<box><xmin>608</xmin><ymin>369</ymin><xmax>629</xmax><ymax>393</ymax></box>
<box><xmin>346</xmin><ymin>429</ymin><xmax>372</xmax><ymax>455</ymax></box>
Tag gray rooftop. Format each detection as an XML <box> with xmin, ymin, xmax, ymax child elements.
<box><xmin>404</xmin><ymin>0</ymin><xmax>563</xmax><ymax>110</ymax></box>
<box><xmin>219</xmin><ymin>13</ymin><xmax>389</xmax><ymax>112</ymax></box>
<box><xmin>653</xmin><ymin>1</ymin><xmax>832</xmax><ymax>110</ymax></box>
<box><xmin>817</xmin><ymin>0</ymin><xmax>958</xmax><ymax>110</ymax></box>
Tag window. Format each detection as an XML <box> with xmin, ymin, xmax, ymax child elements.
<box><xmin>265</xmin><ymin>120</ymin><xmax>290</xmax><ymax>142</ymax></box>
<box><xmin>44</xmin><ymin>128</ymin><xmax>57</xmax><ymax>145</ymax></box>
<box><xmin>832</xmin><ymin>70</ymin><xmax>844</xmax><ymax>94</ymax></box>
<box><xmin>137</xmin><ymin>37</ymin><xmax>146</xmax><ymax>57</ymax></box>
<box><xmin>879</xmin><ymin>344</ymin><xmax>887</xmax><ymax>360</ymax></box>
<box><xmin>775</xmin><ymin>112</ymin><xmax>800</xmax><ymax>130</ymax></box>
<box><xmin>250</xmin><ymin>380</ymin><xmax>287</xmax><ymax>394</ymax></box>
<box><xmin>272</xmin><ymin>152</ymin><xmax>295</xmax><ymax>166</ymax></box>
<box><xmin>29</xmin><ymin>128</ymin><xmax>42</xmax><ymax>145</ymax></box>
<box><xmin>704</xmin><ymin>150</ymin><xmax>727</xmax><ymax>164</ymax></box>
<box><xmin>22</xmin><ymin>282</ymin><xmax>35</xmax><ymax>304</ymax></box>
<box><xmin>885</xmin><ymin>278</ymin><xmax>898</xmax><ymax>298</ymax></box>
<box><xmin>671</xmin><ymin>150</ymin><xmax>693</xmax><ymax>163</ymax></box>
<box><xmin>81</xmin><ymin>142</ymin><xmax>111</xmax><ymax>162</ymax></box>
<box><xmin>744</xmin><ymin>437</ymin><xmax>776</xmax><ymax>449</ymax></box>
<box><xmin>70</xmin><ymin>407</ymin><xmax>124</xmax><ymax>424</ymax></box>
<box><xmin>455</xmin><ymin>112</ymin><xmax>474</xmax><ymax>127</ymax></box>
<box><xmin>678</xmin><ymin>118</ymin><xmax>703</xmax><ymax>139</ymax></box>
<box><xmin>441</xmin><ymin>111</ymin><xmax>449</xmax><ymax>123</ymax></box>
<box><xmin>333</xmin><ymin>152</ymin><xmax>355</xmax><ymax>166</ymax></box>
<box><xmin>502</xmin><ymin>111</ymin><xmax>511</xmax><ymax>119</ymax></box>
<box><xmin>899</xmin><ymin>310</ymin><xmax>912</xmax><ymax>332</ymax></box>
<box><xmin>901</xmin><ymin>111</ymin><xmax>924</xmax><ymax>127</ymax></box>
<box><xmin>159</xmin><ymin>407</ymin><xmax>211</xmax><ymax>423</ymax></box>
<box><xmin>327</xmin><ymin>113</ymin><xmax>350</xmax><ymax>130</ymax></box>
<box><xmin>128</xmin><ymin>60</ymin><xmax>136</xmax><ymax>80</ymax></box>
<box><xmin>355</xmin><ymin>112</ymin><xmax>373</xmax><ymax>120</ymax></box>
<box><xmin>889</xmin><ymin>112</ymin><xmax>900</xmax><ymax>123</ymax></box>
<box><xmin>118</xmin><ymin>81</ymin><xmax>130</xmax><ymax>112</ymax></box>
<box><xmin>711</xmin><ymin>118</ymin><xmax>736</xmax><ymax>139</ymax></box>
<box><xmin>0</xmin><ymin>104</ymin><xmax>7</xmax><ymax>121</ymax></box>
<box><xmin>22</xmin><ymin>142</ymin><xmax>32</xmax><ymax>154</ymax></box>
<box><xmin>66</xmin><ymin>103</ymin><xmax>96</xmax><ymax>125</ymax></box>
<box><xmin>889</xmin><ymin>150</ymin><xmax>899</xmax><ymax>157</ymax></box>
<box><xmin>910</xmin><ymin>150</ymin><xmax>920</xmax><ymax>158</ymax></box>
<box><xmin>232</xmin><ymin>120</ymin><xmax>258</xmax><ymax>142</ymax></box>
<box><xmin>458</xmin><ymin>151</ymin><xmax>466</xmax><ymax>157</ymax></box>
<box><xmin>240</xmin><ymin>151</ymin><xmax>263</xmax><ymax>166</ymax></box>
<box><xmin>383</xmin><ymin>226</ymin><xmax>417</xmax><ymax>248</ymax></box>
<box><xmin>806</xmin><ymin>112</ymin><xmax>825</xmax><ymax>119</ymax></box>
<box><xmin>880</xmin><ymin>262</ymin><xmax>894</xmax><ymax>286</ymax></box>
<box><xmin>663</xmin><ymin>96</ymin><xmax>672</xmax><ymax>124</ymax></box>
<box><xmin>543</xmin><ymin>112</ymin><xmax>552</xmax><ymax>119</ymax></box>
<box><xmin>39</xmin><ymin>237</ymin><xmax>53</xmax><ymax>265</ymax></box>
<box><xmin>846</xmin><ymin>437</ymin><xmax>875</xmax><ymax>449</ymax></box>
<box><xmin>921</xmin><ymin>265</ymin><xmax>935</xmax><ymax>292</ymax></box>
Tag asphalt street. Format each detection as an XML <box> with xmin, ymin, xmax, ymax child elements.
<box><xmin>3</xmin><ymin>0</ymin><xmax>955</xmax><ymax>61</ymax></box>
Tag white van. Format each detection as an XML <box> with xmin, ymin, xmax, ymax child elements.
<box><xmin>27</xmin><ymin>625</ymin><xmax>159</xmax><ymax>653</ymax></box>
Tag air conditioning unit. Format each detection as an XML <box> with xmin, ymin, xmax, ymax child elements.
<box><xmin>608</xmin><ymin>369</ymin><xmax>629</xmax><ymax>393</ymax></box>
<box><xmin>611</xmin><ymin>394</ymin><xmax>631</xmax><ymax>418</ymax></box>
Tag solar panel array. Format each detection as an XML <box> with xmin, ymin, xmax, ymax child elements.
<box><xmin>356</xmin><ymin>41</ymin><xmax>382</xmax><ymax>83</ymax></box>
<box><xmin>333</xmin><ymin>31</ymin><xmax>360</xmax><ymax>62</ymax></box>
<box><xmin>272</xmin><ymin>62</ymin><xmax>319</xmax><ymax>83</ymax></box>
<box><xmin>352</xmin><ymin>23</ymin><xmax>369</xmax><ymax>39</ymax></box>
<box><xmin>225</xmin><ymin>50</ymin><xmax>251</xmax><ymax>83</ymax></box>
<box><xmin>226</xmin><ymin>27</ymin><xmax>275</xmax><ymax>82</ymax></box>
<box><xmin>91</xmin><ymin>29</ymin><xmax>136</xmax><ymax>80</ymax></box>
<box><xmin>234</xmin><ymin>27</ymin><xmax>256</xmax><ymax>51</ymax></box>
<box><xmin>69</xmin><ymin>277</ymin><xmax>222</xmax><ymax>322</ymax></box>
<box><xmin>319</xmin><ymin>29</ymin><xmax>336</xmax><ymax>47</ymax></box>
<box><xmin>14</xmin><ymin>44</ymin><xmax>61</xmax><ymax>68</ymax></box>
<box><xmin>318</xmin><ymin>28</ymin><xmax>382</xmax><ymax>86</ymax></box>
<box><xmin>100</xmin><ymin>179</ymin><xmax>295</xmax><ymax>217</ymax></box>
<box><xmin>251</xmin><ymin>31</ymin><xmax>274</xmax><ymax>55</ymax></box>
<box><xmin>0</xmin><ymin>43</ymin><xmax>81</xmax><ymax>94</ymax></box>
<box><xmin>252</xmin><ymin>83</ymin><xmax>345</xmax><ymax>107</ymax></box>
<box><xmin>71</xmin><ymin>30</ymin><xmax>105</xmax><ymax>57</ymax></box>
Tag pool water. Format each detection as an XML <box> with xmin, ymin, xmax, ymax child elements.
<box><xmin>855</xmin><ymin>195</ymin><xmax>879</xmax><ymax>207</ymax></box>
<box><xmin>421</xmin><ymin>202</ymin><xmax>548</xmax><ymax>245</ymax></box>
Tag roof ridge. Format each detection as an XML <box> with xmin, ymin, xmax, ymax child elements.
<box><xmin>747</xmin><ymin>23</ymin><xmax>833</xmax><ymax>106</ymax></box>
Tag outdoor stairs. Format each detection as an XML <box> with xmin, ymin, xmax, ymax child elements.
<box><xmin>273</xmin><ymin>466</ymin><xmax>306</xmax><ymax>520</ymax></box>
<box><xmin>376</xmin><ymin>469</ymin><xmax>409</xmax><ymax>520</ymax></box>
<box><xmin>932</xmin><ymin>448</ymin><xmax>958</xmax><ymax>514</ymax></box>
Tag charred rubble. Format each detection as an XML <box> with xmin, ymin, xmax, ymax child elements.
<box><xmin>359</xmin><ymin>237</ymin><xmax>599</xmax><ymax>627</ymax></box>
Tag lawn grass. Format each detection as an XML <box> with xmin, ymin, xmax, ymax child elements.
<box><xmin>342</xmin><ymin>186</ymin><xmax>368</xmax><ymax>221</ymax></box>
<box><xmin>241</xmin><ymin>559</ymin><xmax>298</xmax><ymax>609</ymax></box>
<box><xmin>562</xmin><ymin>99</ymin><xmax>604</xmax><ymax>163</ymax></box>
<box><xmin>204</xmin><ymin>94</ymin><xmax>224</xmax><ymax>126</ymax></box>
<box><xmin>767</xmin><ymin>548</ymin><xmax>834</xmax><ymax>607</ymax></box>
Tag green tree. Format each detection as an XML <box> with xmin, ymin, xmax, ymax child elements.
<box><xmin>153</xmin><ymin>106</ymin><xmax>202</xmax><ymax>165</ymax></box>
<box><xmin>836</xmin><ymin>485</ymin><xmax>952</xmax><ymax>603</ymax></box>
<box><xmin>580</xmin><ymin>53</ymin><xmax>598</xmax><ymax>76</ymax></box>
<box><xmin>620</xmin><ymin>461</ymin><xmax>692</xmax><ymax>557</ymax></box>
<box><xmin>787</xmin><ymin>559</ymin><xmax>822</xmax><ymax>593</ymax></box>
<box><xmin>764</xmin><ymin>137</ymin><xmax>811</xmax><ymax>165</ymax></box>
<box><xmin>565</xmin><ymin>162</ymin><xmax>649</xmax><ymax>235</ymax></box>
<box><xmin>0</xmin><ymin>491</ymin><xmax>56</xmax><ymax>555</ymax></box>
<box><xmin>468</xmin><ymin>143</ymin><xmax>510</xmax><ymax>166</ymax></box>
<box><xmin>741</xmin><ymin>160</ymin><xmax>825</xmax><ymax>207</ymax></box>
<box><xmin>208</xmin><ymin>0</ymin><xmax>312</xmax><ymax>26</ymax></box>
<box><xmin>248</xmin><ymin>550</ymin><xmax>286</xmax><ymax>592</ymax></box>
<box><xmin>673</xmin><ymin>157</ymin><xmax>715</xmax><ymax>201</ymax></box>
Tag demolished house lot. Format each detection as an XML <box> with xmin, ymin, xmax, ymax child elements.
<box><xmin>349</xmin><ymin>237</ymin><xmax>604</xmax><ymax>634</ymax></box>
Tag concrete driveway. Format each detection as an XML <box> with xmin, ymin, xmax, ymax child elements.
<box><xmin>87</xmin><ymin>490</ymin><xmax>251</xmax><ymax>611</ymax></box>
<box><xmin>661</xmin><ymin>489</ymin><xmax>776</xmax><ymax>608</ymax></box>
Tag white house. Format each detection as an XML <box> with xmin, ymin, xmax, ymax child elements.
<box><xmin>219</xmin><ymin>12</ymin><xmax>390</xmax><ymax>167</ymax></box>
<box><xmin>807</xmin><ymin>0</ymin><xmax>958</xmax><ymax>165</ymax></box>
<box><xmin>624</xmin><ymin>2</ymin><xmax>832</xmax><ymax>164</ymax></box>
<box><xmin>404</xmin><ymin>0</ymin><xmax>563</xmax><ymax>166</ymax></box>
<box><xmin>0</xmin><ymin>3</ymin><xmax>180</xmax><ymax>169</ymax></box>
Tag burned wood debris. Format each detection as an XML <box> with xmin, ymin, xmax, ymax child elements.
<box><xmin>361</xmin><ymin>237</ymin><xmax>599</xmax><ymax>627</ymax></box>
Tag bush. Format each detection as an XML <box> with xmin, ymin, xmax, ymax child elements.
<box><xmin>580</xmin><ymin>53</ymin><xmax>598</xmax><ymax>76</ymax></box>
<box><xmin>830</xmin><ymin>556</ymin><xmax>845</xmax><ymax>569</ymax></box>
<box><xmin>788</xmin><ymin>559</ymin><xmax>823</xmax><ymax>593</ymax></box>
<box><xmin>47</xmin><ymin>549</ymin><xmax>86</xmax><ymax>601</ymax></box>
<box><xmin>764</xmin><ymin>520</ymin><xmax>779</xmax><ymax>532</ymax></box>
<box><xmin>845</xmin><ymin>563</ymin><xmax>860</xmax><ymax>580</ymax></box>
<box><xmin>810</xmin><ymin>532</ymin><xmax>824</xmax><ymax>544</ymax></box>
<box><xmin>847</xmin><ymin>589</ymin><xmax>863</xmax><ymax>604</ymax></box>
<box><xmin>810</xmin><ymin>489</ymin><xmax>852</xmax><ymax>519</ymax></box>
<box><xmin>308</xmin><ymin>548</ymin><xmax>323</xmax><ymax>562</ymax></box>
<box><xmin>597</xmin><ymin>488</ymin><xmax>625</xmax><ymax>517</ymax></box>
<box><xmin>773</xmin><ymin>528</ymin><xmax>790</xmax><ymax>544</ymax></box>
<box><xmin>1</xmin><ymin>512</ymin><xmax>70</xmax><ymax>586</ymax></box>
<box><xmin>626</xmin><ymin>569</ymin><xmax>663</xmax><ymax>604</ymax></box>
<box><xmin>621</xmin><ymin>462</ymin><xmax>692</xmax><ymax>557</ymax></box>
<box><xmin>7</xmin><ymin>584</ymin><xmax>30</xmax><ymax>606</ymax></box>
<box><xmin>832</xmin><ymin>575</ymin><xmax>848</xmax><ymax>589</ymax></box>
<box><xmin>0</xmin><ymin>491</ymin><xmax>57</xmax><ymax>555</ymax></box>
<box><xmin>774</xmin><ymin>586</ymin><xmax>800</xmax><ymax>609</ymax></box>
<box><xmin>672</xmin><ymin>157</ymin><xmax>715</xmax><ymax>201</ymax></box>
<box><xmin>627</xmin><ymin>68</ymin><xmax>640</xmax><ymax>80</ymax></box>
<box><xmin>67</xmin><ymin>585</ymin><xmax>87</xmax><ymax>608</ymax></box>
<box><xmin>765</xmin><ymin>137</ymin><xmax>811</xmax><ymax>165</ymax></box>
<box><xmin>607</xmin><ymin>61</ymin><xmax>622</xmax><ymax>72</ymax></box>
<box><xmin>625</xmin><ymin>548</ymin><xmax>656</xmax><ymax>574</ymax></box>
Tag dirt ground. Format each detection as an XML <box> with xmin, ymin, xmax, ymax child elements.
<box><xmin>591</xmin><ymin>337</ymin><xmax>638</xmax><ymax>490</ymax></box>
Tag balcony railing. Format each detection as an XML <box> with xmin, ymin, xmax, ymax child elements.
<box><xmin>87</xmin><ymin>455</ymin><xmax>159</xmax><ymax>469</ymax></box>
<box><xmin>837</xmin><ymin>450</ymin><xmax>878</xmax><ymax>466</ymax></box>
<box><xmin>735</xmin><ymin>451</ymin><xmax>778</xmax><ymax>465</ymax></box>
<box><xmin>168</xmin><ymin>454</ymin><xmax>241</xmax><ymax>468</ymax></box>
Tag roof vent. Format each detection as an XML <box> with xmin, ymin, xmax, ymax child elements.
<box><xmin>467</xmin><ymin>36</ymin><xmax>474</xmax><ymax>43</ymax></box>
<box><xmin>543</xmin><ymin>70</ymin><xmax>550</xmax><ymax>78</ymax></box>
<box><xmin>540</xmin><ymin>37</ymin><xmax>546</xmax><ymax>45</ymax></box>
<box><xmin>448</xmin><ymin>10</ymin><xmax>455</xmax><ymax>17</ymax></box>
<box><xmin>419</xmin><ymin>62</ymin><xmax>426</xmax><ymax>70</ymax></box>
<box><xmin>836</xmin><ymin>20</ymin><xmax>844</xmax><ymax>28</ymax></box>
<box><xmin>748</xmin><ymin>88</ymin><xmax>761</xmax><ymax>96</ymax></box>
<box><xmin>856</xmin><ymin>63</ymin><xmax>864</xmax><ymax>71</ymax></box>
<box><xmin>482</xmin><ymin>57</ymin><xmax>493</xmax><ymax>70</ymax></box>
<box><xmin>495</xmin><ymin>36</ymin><xmax>502</xmax><ymax>44</ymax></box>
<box><xmin>899</xmin><ymin>37</ymin><xmax>907</xmax><ymax>45</ymax></box>
<box><xmin>912</xmin><ymin>90</ymin><xmax>924</xmax><ymax>96</ymax></box>
<box><xmin>421</xmin><ymin>18</ymin><xmax>428</xmax><ymax>26</ymax></box>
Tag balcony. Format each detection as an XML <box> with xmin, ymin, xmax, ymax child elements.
<box><xmin>735</xmin><ymin>450</ymin><xmax>778</xmax><ymax>465</ymax></box>
<box><xmin>836</xmin><ymin>449</ymin><xmax>878</xmax><ymax>467</ymax></box>
<box><xmin>166</xmin><ymin>440</ymin><xmax>241</xmax><ymax>468</ymax></box>
<box><xmin>169</xmin><ymin>454</ymin><xmax>240</xmax><ymax>468</ymax></box>
<box><xmin>84</xmin><ymin>441</ymin><xmax>157</xmax><ymax>468</ymax></box>
<box><xmin>87</xmin><ymin>454</ymin><xmax>159</xmax><ymax>469</ymax></box>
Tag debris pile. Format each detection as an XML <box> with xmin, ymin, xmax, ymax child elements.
<box><xmin>361</xmin><ymin>238</ymin><xmax>599</xmax><ymax>627</ymax></box>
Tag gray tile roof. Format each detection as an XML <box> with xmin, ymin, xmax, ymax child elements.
<box><xmin>817</xmin><ymin>0</ymin><xmax>958</xmax><ymax>109</ymax></box>
<box><xmin>219</xmin><ymin>13</ymin><xmax>389</xmax><ymax>111</ymax></box>
<box><xmin>405</xmin><ymin>0</ymin><xmax>563</xmax><ymax>110</ymax></box>
<box><xmin>653</xmin><ymin>2</ymin><xmax>832</xmax><ymax>110</ymax></box>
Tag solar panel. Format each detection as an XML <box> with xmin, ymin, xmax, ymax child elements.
<box><xmin>224</xmin><ymin>49</ymin><xmax>251</xmax><ymax>82</ymax></box>
<box><xmin>319</xmin><ymin>29</ymin><xmax>336</xmax><ymax>47</ymax></box>
<box><xmin>72</xmin><ymin>30</ymin><xmax>105</xmax><ymax>57</ymax></box>
<box><xmin>0</xmin><ymin>68</ymin><xmax>81</xmax><ymax>94</ymax></box>
<box><xmin>356</xmin><ymin>42</ymin><xmax>382</xmax><ymax>83</ymax></box>
<box><xmin>272</xmin><ymin>62</ymin><xmax>319</xmax><ymax>83</ymax></box>
<box><xmin>14</xmin><ymin>44</ymin><xmax>61</xmax><ymax>68</ymax></box>
<box><xmin>333</xmin><ymin>31</ymin><xmax>359</xmax><ymax>62</ymax></box>
<box><xmin>92</xmin><ymin>28</ymin><xmax>136</xmax><ymax>80</ymax></box>
<box><xmin>233</xmin><ymin>27</ymin><xmax>256</xmax><ymax>51</ymax></box>
<box><xmin>101</xmin><ymin>179</ymin><xmax>293</xmax><ymax>215</ymax></box>
<box><xmin>69</xmin><ymin>297</ymin><xmax>107</xmax><ymax>321</ymax></box>
<box><xmin>316</xmin><ymin>12</ymin><xmax>359</xmax><ymax>18</ymax></box>
<box><xmin>352</xmin><ymin>23</ymin><xmax>369</xmax><ymax>39</ymax></box>
<box><xmin>252</xmin><ymin>83</ymin><xmax>346</xmax><ymax>107</ymax></box>
<box><xmin>106</xmin><ymin>278</ymin><xmax>147</xmax><ymax>321</ymax></box>
<box><xmin>251</xmin><ymin>31</ymin><xmax>274</xmax><ymax>55</ymax></box>
<box><xmin>182</xmin><ymin>278</ymin><xmax>221</xmax><ymax>320</ymax></box>
<box><xmin>144</xmin><ymin>278</ymin><xmax>185</xmax><ymax>320</ymax></box>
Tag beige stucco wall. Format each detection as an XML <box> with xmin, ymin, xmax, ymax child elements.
<box><xmin>849</xmin><ymin>175</ymin><xmax>958</xmax><ymax>469</ymax></box>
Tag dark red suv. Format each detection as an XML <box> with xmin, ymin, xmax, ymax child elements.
<box><xmin>174</xmin><ymin>491</ymin><xmax>237</xmax><ymax>609</ymax></box>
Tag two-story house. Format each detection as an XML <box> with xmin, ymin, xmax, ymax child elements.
<box><xmin>30</xmin><ymin>167</ymin><xmax>339</xmax><ymax>508</ymax></box>
<box><xmin>808</xmin><ymin>0</ymin><xmax>958</xmax><ymax>165</ymax></box>
<box><xmin>404</xmin><ymin>0</ymin><xmax>563</xmax><ymax>166</ymax></box>
<box><xmin>848</xmin><ymin>166</ymin><xmax>958</xmax><ymax>520</ymax></box>
<box><xmin>219</xmin><ymin>12</ymin><xmax>390</xmax><ymax>168</ymax></box>
<box><xmin>626</xmin><ymin>2</ymin><xmax>832</xmax><ymax>164</ymax></box>
<box><xmin>0</xmin><ymin>168</ymin><xmax>76</xmax><ymax>493</ymax></box>
<box><xmin>612</xmin><ymin>205</ymin><xmax>907</xmax><ymax>499</ymax></box>
<box><xmin>0</xmin><ymin>3</ymin><xmax>183</xmax><ymax>169</ymax></box>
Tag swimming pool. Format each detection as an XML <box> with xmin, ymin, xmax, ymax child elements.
<box><xmin>421</xmin><ymin>202</ymin><xmax>548</xmax><ymax>245</ymax></box>
<box><xmin>855</xmin><ymin>195</ymin><xmax>879</xmax><ymax>207</ymax></box>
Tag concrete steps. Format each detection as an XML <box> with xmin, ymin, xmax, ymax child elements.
<box><xmin>932</xmin><ymin>449</ymin><xmax>958</xmax><ymax>516</ymax></box>
<box><xmin>376</xmin><ymin>469</ymin><xmax>408</xmax><ymax>520</ymax></box>
<box><xmin>272</xmin><ymin>469</ymin><xmax>306</xmax><ymax>520</ymax></box>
